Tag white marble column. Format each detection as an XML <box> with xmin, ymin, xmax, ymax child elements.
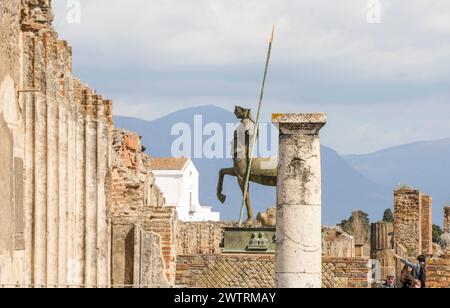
<box><xmin>272</xmin><ymin>113</ymin><xmax>326</xmax><ymax>288</ymax></box>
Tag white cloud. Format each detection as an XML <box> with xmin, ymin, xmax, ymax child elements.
<box><xmin>51</xmin><ymin>0</ymin><xmax>450</xmax><ymax>153</ymax></box>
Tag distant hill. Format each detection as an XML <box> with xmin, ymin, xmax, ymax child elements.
<box><xmin>344</xmin><ymin>139</ymin><xmax>450</xmax><ymax>225</ymax></box>
<box><xmin>115</xmin><ymin>105</ymin><xmax>419</xmax><ymax>225</ymax></box>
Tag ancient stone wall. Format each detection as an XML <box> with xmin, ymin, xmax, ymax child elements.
<box><xmin>1</xmin><ymin>0</ymin><xmax>116</xmax><ymax>286</ymax></box>
<box><xmin>394</xmin><ymin>189</ymin><xmax>422</xmax><ymax>258</ymax></box>
<box><xmin>0</xmin><ymin>0</ymin><xmax>21</xmax><ymax>84</ymax></box>
<box><xmin>444</xmin><ymin>207</ymin><xmax>450</xmax><ymax>234</ymax></box>
<box><xmin>427</xmin><ymin>254</ymin><xmax>450</xmax><ymax>288</ymax></box>
<box><xmin>176</xmin><ymin>221</ymin><xmax>236</xmax><ymax>255</ymax></box>
<box><xmin>338</xmin><ymin>211</ymin><xmax>370</xmax><ymax>257</ymax></box>
<box><xmin>175</xmin><ymin>255</ymin><xmax>371</xmax><ymax>288</ymax></box>
<box><xmin>322</xmin><ymin>226</ymin><xmax>355</xmax><ymax>258</ymax></box>
<box><xmin>421</xmin><ymin>195</ymin><xmax>433</xmax><ymax>255</ymax></box>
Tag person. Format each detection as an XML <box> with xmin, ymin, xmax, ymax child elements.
<box><xmin>400</xmin><ymin>265</ymin><xmax>415</xmax><ymax>288</ymax></box>
<box><xmin>382</xmin><ymin>275</ymin><xmax>396</xmax><ymax>288</ymax></box>
<box><xmin>412</xmin><ymin>279</ymin><xmax>421</xmax><ymax>289</ymax></box>
<box><xmin>394</xmin><ymin>254</ymin><xmax>426</xmax><ymax>288</ymax></box>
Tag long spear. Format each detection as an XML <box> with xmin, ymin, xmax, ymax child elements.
<box><xmin>239</xmin><ymin>25</ymin><xmax>276</xmax><ymax>226</ymax></box>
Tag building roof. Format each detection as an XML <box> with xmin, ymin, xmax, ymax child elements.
<box><xmin>148</xmin><ymin>157</ymin><xmax>190</xmax><ymax>171</ymax></box>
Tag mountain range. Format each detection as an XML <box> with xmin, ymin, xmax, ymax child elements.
<box><xmin>115</xmin><ymin>105</ymin><xmax>446</xmax><ymax>225</ymax></box>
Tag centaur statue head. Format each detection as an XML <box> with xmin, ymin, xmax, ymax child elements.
<box><xmin>234</xmin><ymin>105</ymin><xmax>255</xmax><ymax>122</ymax></box>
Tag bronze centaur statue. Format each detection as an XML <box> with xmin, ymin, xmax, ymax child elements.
<box><xmin>216</xmin><ymin>106</ymin><xmax>277</xmax><ymax>222</ymax></box>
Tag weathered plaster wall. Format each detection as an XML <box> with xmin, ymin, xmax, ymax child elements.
<box><xmin>0</xmin><ymin>0</ymin><xmax>25</xmax><ymax>286</ymax></box>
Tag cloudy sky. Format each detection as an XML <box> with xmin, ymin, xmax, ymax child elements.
<box><xmin>52</xmin><ymin>0</ymin><xmax>450</xmax><ymax>154</ymax></box>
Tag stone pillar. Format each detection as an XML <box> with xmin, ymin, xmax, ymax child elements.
<box><xmin>46</xmin><ymin>95</ymin><xmax>59</xmax><ymax>286</ymax></box>
<box><xmin>444</xmin><ymin>207</ymin><xmax>450</xmax><ymax>234</ymax></box>
<box><xmin>85</xmin><ymin>94</ymin><xmax>98</xmax><ymax>286</ymax></box>
<box><xmin>34</xmin><ymin>91</ymin><xmax>47</xmax><ymax>286</ymax></box>
<box><xmin>57</xmin><ymin>98</ymin><xmax>69</xmax><ymax>286</ymax></box>
<box><xmin>421</xmin><ymin>195</ymin><xmax>432</xmax><ymax>255</ymax></box>
<box><xmin>23</xmin><ymin>34</ymin><xmax>35</xmax><ymax>287</ymax></box>
<box><xmin>394</xmin><ymin>189</ymin><xmax>422</xmax><ymax>258</ymax></box>
<box><xmin>272</xmin><ymin>113</ymin><xmax>326</xmax><ymax>288</ymax></box>
<box><xmin>370</xmin><ymin>222</ymin><xmax>393</xmax><ymax>259</ymax></box>
<box><xmin>74</xmin><ymin>94</ymin><xmax>86</xmax><ymax>285</ymax></box>
<box><xmin>96</xmin><ymin>99</ymin><xmax>111</xmax><ymax>286</ymax></box>
<box><xmin>66</xmin><ymin>87</ymin><xmax>76</xmax><ymax>285</ymax></box>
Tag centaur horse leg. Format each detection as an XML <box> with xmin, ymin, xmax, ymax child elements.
<box><xmin>217</xmin><ymin>168</ymin><xmax>236</xmax><ymax>203</ymax></box>
<box><xmin>237</xmin><ymin>176</ymin><xmax>253</xmax><ymax>221</ymax></box>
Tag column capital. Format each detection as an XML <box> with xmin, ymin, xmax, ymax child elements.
<box><xmin>272</xmin><ymin>113</ymin><xmax>327</xmax><ymax>135</ymax></box>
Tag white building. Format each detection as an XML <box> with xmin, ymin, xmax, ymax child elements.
<box><xmin>149</xmin><ymin>158</ymin><xmax>220</xmax><ymax>222</ymax></box>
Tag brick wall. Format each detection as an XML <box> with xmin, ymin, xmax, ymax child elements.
<box><xmin>322</xmin><ymin>258</ymin><xmax>371</xmax><ymax>288</ymax></box>
<box><xmin>142</xmin><ymin>207</ymin><xmax>177</xmax><ymax>284</ymax></box>
<box><xmin>427</xmin><ymin>254</ymin><xmax>450</xmax><ymax>288</ymax></box>
<box><xmin>111</xmin><ymin>129</ymin><xmax>176</xmax><ymax>285</ymax></box>
<box><xmin>421</xmin><ymin>195</ymin><xmax>433</xmax><ymax>255</ymax></box>
<box><xmin>176</xmin><ymin>254</ymin><xmax>275</xmax><ymax>288</ymax></box>
<box><xmin>112</xmin><ymin>129</ymin><xmax>165</xmax><ymax>217</ymax></box>
<box><xmin>176</xmin><ymin>221</ymin><xmax>237</xmax><ymax>255</ymax></box>
<box><xmin>175</xmin><ymin>255</ymin><xmax>371</xmax><ymax>288</ymax></box>
<box><xmin>394</xmin><ymin>189</ymin><xmax>422</xmax><ymax>257</ymax></box>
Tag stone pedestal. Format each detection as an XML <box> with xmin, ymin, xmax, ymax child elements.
<box><xmin>223</xmin><ymin>227</ymin><xmax>276</xmax><ymax>254</ymax></box>
<box><xmin>272</xmin><ymin>113</ymin><xmax>326</xmax><ymax>288</ymax></box>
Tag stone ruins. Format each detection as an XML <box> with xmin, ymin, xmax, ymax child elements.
<box><xmin>0</xmin><ymin>0</ymin><xmax>449</xmax><ymax>288</ymax></box>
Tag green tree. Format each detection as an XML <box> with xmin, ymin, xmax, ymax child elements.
<box><xmin>432</xmin><ymin>225</ymin><xmax>443</xmax><ymax>243</ymax></box>
<box><xmin>382</xmin><ymin>209</ymin><xmax>394</xmax><ymax>223</ymax></box>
